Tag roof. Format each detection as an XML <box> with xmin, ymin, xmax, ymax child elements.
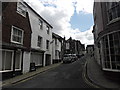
<box><xmin>52</xmin><ymin>32</ymin><xmax>63</xmax><ymax>41</ymax></box>
<box><xmin>86</xmin><ymin>45</ymin><xmax>94</xmax><ymax>48</ymax></box>
<box><xmin>24</xmin><ymin>2</ymin><xmax>53</xmax><ymax>28</ymax></box>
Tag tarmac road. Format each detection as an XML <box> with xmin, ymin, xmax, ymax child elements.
<box><xmin>3</xmin><ymin>57</ymin><xmax>93</xmax><ymax>88</ymax></box>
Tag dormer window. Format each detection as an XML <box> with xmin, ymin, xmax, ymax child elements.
<box><xmin>17</xmin><ymin>2</ymin><xmax>27</xmax><ymax>17</ymax></box>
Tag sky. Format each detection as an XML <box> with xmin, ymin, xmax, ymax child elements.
<box><xmin>24</xmin><ymin>0</ymin><xmax>94</xmax><ymax>46</ymax></box>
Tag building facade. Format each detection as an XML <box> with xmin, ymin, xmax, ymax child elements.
<box><xmin>52</xmin><ymin>33</ymin><xmax>63</xmax><ymax>63</ymax></box>
<box><xmin>26</xmin><ymin>3</ymin><xmax>53</xmax><ymax>67</ymax></box>
<box><xmin>1</xmin><ymin>2</ymin><xmax>32</xmax><ymax>80</ymax></box>
<box><xmin>86</xmin><ymin>45</ymin><xmax>94</xmax><ymax>57</ymax></box>
<box><xmin>93</xmin><ymin>2</ymin><xmax>120</xmax><ymax>72</ymax></box>
<box><xmin>64</xmin><ymin>37</ymin><xmax>85</xmax><ymax>57</ymax></box>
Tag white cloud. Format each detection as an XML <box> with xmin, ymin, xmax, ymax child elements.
<box><xmin>75</xmin><ymin>0</ymin><xmax>94</xmax><ymax>14</ymax></box>
<box><xmin>25</xmin><ymin>0</ymin><xmax>94</xmax><ymax>45</ymax></box>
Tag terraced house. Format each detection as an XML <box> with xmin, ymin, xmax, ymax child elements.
<box><xmin>26</xmin><ymin>2</ymin><xmax>53</xmax><ymax>67</ymax></box>
<box><xmin>1</xmin><ymin>0</ymin><xmax>53</xmax><ymax>80</ymax></box>
<box><xmin>52</xmin><ymin>33</ymin><xmax>63</xmax><ymax>64</ymax></box>
<box><xmin>93</xmin><ymin>2</ymin><xmax>120</xmax><ymax>73</ymax></box>
<box><xmin>1</xmin><ymin>1</ymin><xmax>32</xmax><ymax>80</ymax></box>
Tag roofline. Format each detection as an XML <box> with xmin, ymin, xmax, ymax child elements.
<box><xmin>24</xmin><ymin>2</ymin><xmax>53</xmax><ymax>28</ymax></box>
<box><xmin>52</xmin><ymin>32</ymin><xmax>63</xmax><ymax>39</ymax></box>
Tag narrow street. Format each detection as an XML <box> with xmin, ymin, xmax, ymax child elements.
<box><xmin>3</xmin><ymin>56</ymin><xmax>93</xmax><ymax>88</ymax></box>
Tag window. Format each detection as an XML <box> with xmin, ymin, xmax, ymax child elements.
<box><xmin>1</xmin><ymin>50</ymin><xmax>13</xmax><ymax>71</ymax></box>
<box><xmin>39</xmin><ymin>19</ymin><xmax>43</xmax><ymax>30</ymax></box>
<box><xmin>46</xmin><ymin>40</ymin><xmax>49</xmax><ymax>50</ymax></box>
<box><xmin>31</xmin><ymin>52</ymin><xmax>43</xmax><ymax>66</ymax></box>
<box><xmin>11</xmin><ymin>26</ymin><xmax>24</xmax><ymax>44</ymax></box>
<box><xmin>66</xmin><ymin>43</ymin><xmax>69</xmax><ymax>49</ymax></box>
<box><xmin>46</xmin><ymin>25</ymin><xmax>49</xmax><ymax>34</ymax></box>
<box><xmin>37</xmin><ymin>36</ymin><xmax>42</xmax><ymax>47</ymax></box>
<box><xmin>17</xmin><ymin>2</ymin><xmax>27</xmax><ymax>17</ymax></box>
<box><xmin>101</xmin><ymin>31</ymin><xmax>120</xmax><ymax>71</ymax></box>
<box><xmin>55</xmin><ymin>39</ymin><xmax>58</xmax><ymax>45</ymax></box>
<box><xmin>106</xmin><ymin>2</ymin><xmax>120</xmax><ymax>22</ymax></box>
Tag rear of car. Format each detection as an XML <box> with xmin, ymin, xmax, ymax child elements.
<box><xmin>63</xmin><ymin>54</ymin><xmax>73</xmax><ymax>63</ymax></box>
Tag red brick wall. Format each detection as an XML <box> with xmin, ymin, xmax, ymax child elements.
<box><xmin>2</xmin><ymin>2</ymin><xmax>32</xmax><ymax>50</ymax></box>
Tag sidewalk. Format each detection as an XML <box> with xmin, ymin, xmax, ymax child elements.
<box><xmin>86</xmin><ymin>56</ymin><xmax>120</xmax><ymax>88</ymax></box>
<box><xmin>0</xmin><ymin>62</ymin><xmax>62</xmax><ymax>87</ymax></box>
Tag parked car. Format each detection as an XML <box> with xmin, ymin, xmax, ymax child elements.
<box><xmin>63</xmin><ymin>54</ymin><xmax>74</xmax><ymax>63</ymax></box>
<box><xmin>71</xmin><ymin>54</ymin><xmax>77</xmax><ymax>61</ymax></box>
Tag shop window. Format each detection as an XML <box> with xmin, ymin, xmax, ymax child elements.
<box><xmin>1</xmin><ymin>50</ymin><xmax>13</xmax><ymax>71</ymax></box>
<box><xmin>102</xmin><ymin>31</ymin><xmax>120</xmax><ymax>71</ymax></box>
<box><xmin>31</xmin><ymin>52</ymin><xmax>43</xmax><ymax>66</ymax></box>
<box><xmin>110</xmin><ymin>40</ymin><xmax>114</xmax><ymax>48</ymax></box>
<box><xmin>110</xmin><ymin>48</ymin><xmax>115</xmax><ymax>55</ymax></box>
<box><xmin>111</xmin><ymin>62</ymin><xmax>116</xmax><ymax>69</ymax></box>
<box><xmin>113</xmin><ymin>32</ymin><xmax>119</xmax><ymax>40</ymax></box>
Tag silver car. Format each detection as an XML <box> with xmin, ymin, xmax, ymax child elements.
<box><xmin>63</xmin><ymin>54</ymin><xmax>74</xmax><ymax>63</ymax></box>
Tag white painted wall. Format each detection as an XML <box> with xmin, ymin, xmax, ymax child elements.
<box><xmin>27</xmin><ymin>8</ymin><xmax>53</xmax><ymax>66</ymax></box>
<box><xmin>23</xmin><ymin>51</ymin><xmax>30</xmax><ymax>73</ymax></box>
<box><xmin>52</xmin><ymin>38</ymin><xmax>62</xmax><ymax>60</ymax></box>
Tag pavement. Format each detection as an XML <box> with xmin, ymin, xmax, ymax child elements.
<box><xmin>0</xmin><ymin>62</ymin><xmax>62</xmax><ymax>88</ymax></box>
<box><xmin>86</xmin><ymin>55</ymin><xmax>120</xmax><ymax>88</ymax></box>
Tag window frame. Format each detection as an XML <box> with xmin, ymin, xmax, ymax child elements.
<box><xmin>31</xmin><ymin>52</ymin><xmax>43</xmax><ymax>66</ymax></box>
<box><xmin>106</xmin><ymin>2</ymin><xmax>120</xmax><ymax>23</ymax></box>
<box><xmin>17</xmin><ymin>2</ymin><xmax>27</xmax><ymax>17</ymax></box>
<box><xmin>46</xmin><ymin>40</ymin><xmax>49</xmax><ymax>50</ymax></box>
<box><xmin>46</xmin><ymin>25</ymin><xmax>50</xmax><ymax>34</ymax></box>
<box><xmin>0</xmin><ymin>49</ymin><xmax>14</xmax><ymax>72</ymax></box>
<box><xmin>11</xmin><ymin>26</ymin><xmax>24</xmax><ymax>45</ymax></box>
<box><xmin>37</xmin><ymin>36</ymin><xmax>42</xmax><ymax>47</ymax></box>
<box><xmin>101</xmin><ymin>30</ymin><xmax>120</xmax><ymax>72</ymax></box>
<box><xmin>39</xmin><ymin>19</ymin><xmax>43</xmax><ymax>30</ymax></box>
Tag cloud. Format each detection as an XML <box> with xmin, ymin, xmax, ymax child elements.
<box><xmin>25</xmin><ymin>0</ymin><xmax>94</xmax><ymax>45</ymax></box>
<box><xmin>75</xmin><ymin>0</ymin><xmax>94</xmax><ymax>14</ymax></box>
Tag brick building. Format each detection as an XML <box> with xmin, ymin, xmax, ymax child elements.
<box><xmin>1</xmin><ymin>2</ymin><xmax>32</xmax><ymax>80</ymax></box>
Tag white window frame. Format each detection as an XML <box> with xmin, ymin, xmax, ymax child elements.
<box><xmin>0</xmin><ymin>49</ymin><xmax>14</xmax><ymax>72</ymax></box>
<box><xmin>11</xmin><ymin>26</ymin><xmax>24</xmax><ymax>45</ymax></box>
<box><xmin>101</xmin><ymin>31</ymin><xmax>120</xmax><ymax>72</ymax></box>
<box><xmin>17</xmin><ymin>2</ymin><xmax>27</xmax><ymax>17</ymax></box>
